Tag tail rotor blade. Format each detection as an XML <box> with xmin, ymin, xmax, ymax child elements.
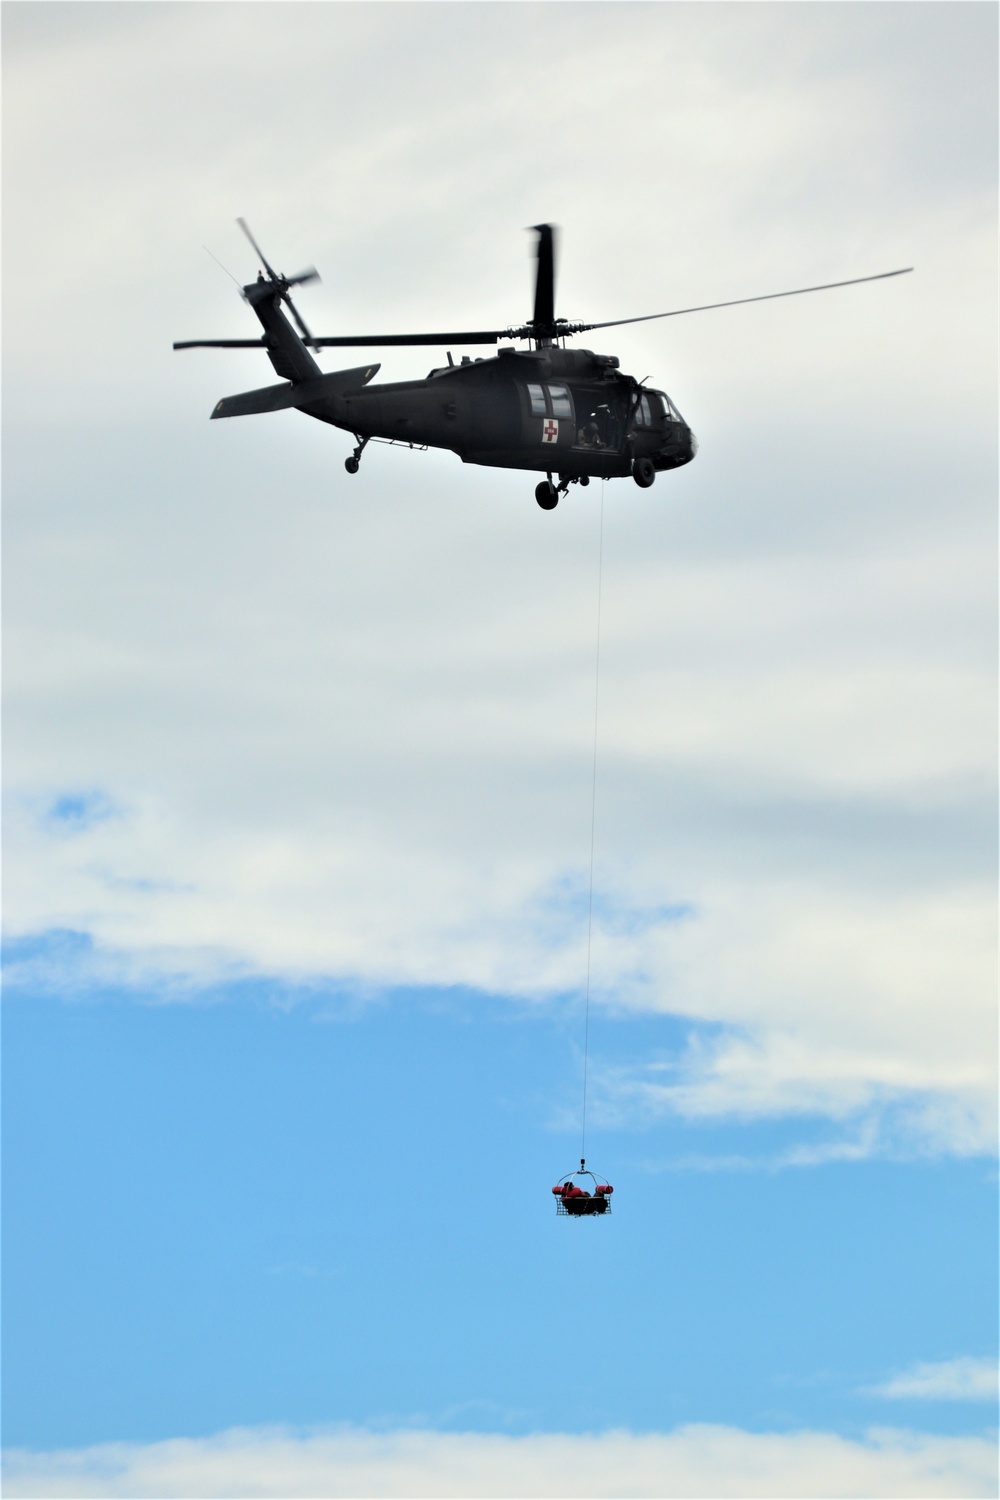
<box><xmin>286</xmin><ymin>266</ymin><xmax>320</xmax><ymax>289</ymax></box>
<box><xmin>236</xmin><ymin>217</ymin><xmax>279</xmax><ymax>282</ymax></box>
<box><xmin>283</xmin><ymin>290</ymin><xmax>314</xmax><ymax>347</ymax></box>
<box><xmin>531</xmin><ymin>223</ymin><xmax>557</xmax><ymax>334</ymax></box>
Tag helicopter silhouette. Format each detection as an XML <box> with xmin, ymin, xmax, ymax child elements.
<box><xmin>174</xmin><ymin>220</ymin><xmax>911</xmax><ymax>510</ymax></box>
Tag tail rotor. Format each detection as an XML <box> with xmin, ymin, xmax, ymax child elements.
<box><xmin>236</xmin><ymin>217</ymin><xmax>321</xmax><ymax>346</ymax></box>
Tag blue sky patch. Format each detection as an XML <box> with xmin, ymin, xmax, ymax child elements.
<box><xmin>3</xmin><ymin>986</ymin><xmax>995</xmax><ymax>1451</ymax></box>
<box><xmin>43</xmin><ymin>790</ymin><xmax>119</xmax><ymax>833</ymax></box>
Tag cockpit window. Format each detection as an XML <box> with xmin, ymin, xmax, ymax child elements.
<box><xmin>547</xmin><ymin>384</ymin><xmax>573</xmax><ymax>418</ymax></box>
<box><xmin>527</xmin><ymin>383</ymin><xmax>546</xmax><ymax>415</ymax></box>
<box><xmin>655</xmin><ymin>390</ymin><xmax>683</xmax><ymax>422</ymax></box>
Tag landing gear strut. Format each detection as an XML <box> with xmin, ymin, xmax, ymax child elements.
<box><xmin>535</xmin><ymin>473</ymin><xmax>590</xmax><ymax>510</ymax></box>
<box><xmin>345</xmin><ymin>436</ymin><xmax>369</xmax><ymax>475</ymax></box>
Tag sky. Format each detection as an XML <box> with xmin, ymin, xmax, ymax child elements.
<box><xmin>2</xmin><ymin>3</ymin><xmax>997</xmax><ymax>1497</ymax></box>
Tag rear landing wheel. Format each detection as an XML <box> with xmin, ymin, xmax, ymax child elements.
<box><xmin>535</xmin><ymin>480</ymin><xmax>558</xmax><ymax>510</ymax></box>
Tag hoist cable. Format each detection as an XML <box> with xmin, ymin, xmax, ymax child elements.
<box><xmin>581</xmin><ymin>480</ymin><xmax>606</xmax><ymax>1159</ymax></box>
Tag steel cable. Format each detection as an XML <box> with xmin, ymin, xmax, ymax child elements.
<box><xmin>581</xmin><ymin>480</ymin><xmax>606</xmax><ymax>1158</ymax></box>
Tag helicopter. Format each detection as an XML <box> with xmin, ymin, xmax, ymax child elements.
<box><xmin>174</xmin><ymin>220</ymin><xmax>911</xmax><ymax>510</ymax></box>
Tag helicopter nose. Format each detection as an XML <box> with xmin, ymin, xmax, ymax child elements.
<box><xmin>688</xmin><ymin>428</ymin><xmax>698</xmax><ymax>457</ymax></box>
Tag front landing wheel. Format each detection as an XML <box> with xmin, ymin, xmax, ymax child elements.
<box><xmin>535</xmin><ymin>480</ymin><xmax>558</xmax><ymax>510</ymax></box>
<box><xmin>632</xmin><ymin>455</ymin><xmax>656</xmax><ymax>488</ymax></box>
<box><xmin>344</xmin><ymin>456</ymin><xmax>360</xmax><ymax>475</ymax></box>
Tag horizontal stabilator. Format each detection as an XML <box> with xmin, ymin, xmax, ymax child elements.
<box><xmin>211</xmin><ymin>364</ymin><xmax>380</xmax><ymax>419</ymax></box>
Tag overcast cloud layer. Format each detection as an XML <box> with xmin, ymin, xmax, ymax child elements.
<box><xmin>4</xmin><ymin>2</ymin><xmax>996</xmax><ymax>1158</ymax></box>
<box><xmin>5</xmin><ymin>1422</ymin><xmax>999</xmax><ymax>1500</ymax></box>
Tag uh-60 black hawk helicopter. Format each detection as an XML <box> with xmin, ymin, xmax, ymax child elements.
<box><xmin>175</xmin><ymin>220</ymin><xmax>911</xmax><ymax>510</ymax></box>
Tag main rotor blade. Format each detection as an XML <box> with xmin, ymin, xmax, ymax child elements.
<box><xmin>174</xmin><ymin>331</ymin><xmax>507</xmax><ymax>350</ymax></box>
<box><xmin>309</xmin><ymin>330</ymin><xmax>504</xmax><ymax>347</ymax></box>
<box><xmin>565</xmin><ymin>267</ymin><xmax>914</xmax><ymax>336</ymax></box>
<box><xmin>236</xmin><ymin>217</ymin><xmax>279</xmax><ymax>281</ymax></box>
<box><xmin>285</xmin><ymin>266</ymin><xmax>320</xmax><ymax>289</ymax></box>
<box><xmin>531</xmin><ymin>223</ymin><xmax>557</xmax><ymax>332</ymax></box>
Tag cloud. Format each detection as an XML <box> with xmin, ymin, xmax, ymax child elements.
<box><xmin>870</xmin><ymin>1358</ymin><xmax>999</xmax><ymax>1403</ymax></box>
<box><xmin>3</xmin><ymin>4</ymin><xmax>995</xmax><ymax>1157</ymax></box>
<box><xmin>3</xmin><ymin>1424</ymin><xmax>997</xmax><ymax>1500</ymax></box>
<box><xmin>602</xmin><ymin>1005</ymin><xmax>997</xmax><ymax>1160</ymax></box>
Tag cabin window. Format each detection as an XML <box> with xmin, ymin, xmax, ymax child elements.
<box><xmin>637</xmin><ymin>394</ymin><xmax>652</xmax><ymax>427</ymax></box>
<box><xmin>527</xmin><ymin>383</ymin><xmax>546</xmax><ymax>415</ymax></box>
<box><xmin>547</xmin><ymin>384</ymin><xmax>573</xmax><ymax>419</ymax></box>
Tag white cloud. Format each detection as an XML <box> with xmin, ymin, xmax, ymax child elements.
<box><xmin>599</xmin><ymin>881</ymin><xmax>998</xmax><ymax>1155</ymax></box>
<box><xmin>608</xmin><ymin>1042</ymin><xmax>996</xmax><ymax>1162</ymax></box>
<box><xmin>871</xmin><ymin>1358</ymin><xmax>999</xmax><ymax>1404</ymax></box>
<box><xmin>3</xmin><ymin>4</ymin><xmax>995</xmax><ymax>1155</ymax></box>
<box><xmin>3</xmin><ymin>1424</ymin><xmax>997</xmax><ymax>1500</ymax></box>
